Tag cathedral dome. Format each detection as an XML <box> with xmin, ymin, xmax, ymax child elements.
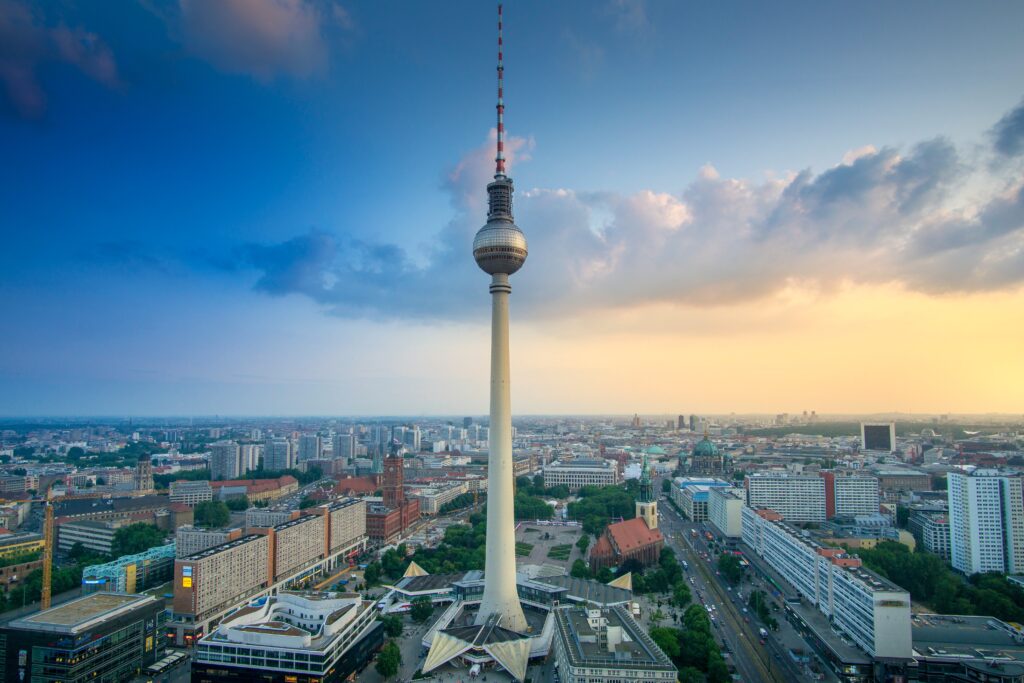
<box><xmin>692</xmin><ymin>438</ymin><xmax>719</xmax><ymax>458</ymax></box>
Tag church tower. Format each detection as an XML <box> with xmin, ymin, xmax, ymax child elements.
<box><xmin>636</xmin><ymin>453</ymin><xmax>658</xmax><ymax>530</ymax></box>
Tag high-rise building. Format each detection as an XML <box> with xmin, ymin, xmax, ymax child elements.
<box><xmin>239</xmin><ymin>443</ymin><xmax>259</xmax><ymax>474</ymax></box>
<box><xmin>297</xmin><ymin>434</ymin><xmax>322</xmax><ymax>462</ymax></box>
<box><xmin>821</xmin><ymin>471</ymin><xmax>881</xmax><ymax>518</ymax></box>
<box><xmin>332</xmin><ymin>432</ymin><xmax>355</xmax><ymax>460</ymax></box>
<box><xmin>264</xmin><ymin>437</ymin><xmax>293</xmax><ymax>471</ymax></box>
<box><xmin>209</xmin><ymin>440</ymin><xmax>241</xmax><ymax>480</ymax></box>
<box><xmin>948</xmin><ymin>470</ymin><xmax>1024</xmax><ymax>575</ymax></box>
<box><xmin>677</xmin><ymin>414</ymin><xmax>686</xmax><ymax>430</ymax></box>
<box><xmin>861</xmin><ymin>422</ymin><xmax>896</xmax><ymax>452</ymax></box>
<box><xmin>745</xmin><ymin>473</ymin><xmax>826</xmax><ymax>522</ymax></box>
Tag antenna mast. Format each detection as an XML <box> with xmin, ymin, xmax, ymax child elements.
<box><xmin>495</xmin><ymin>3</ymin><xmax>505</xmax><ymax>177</ymax></box>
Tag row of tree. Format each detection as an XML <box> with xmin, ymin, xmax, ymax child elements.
<box><xmin>515</xmin><ymin>474</ymin><xmax>570</xmax><ymax>500</ymax></box>
<box><xmin>856</xmin><ymin>541</ymin><xmax>1024</xmax><ymax>622</ymax></box>
<box><xmin>566</xmin><ymin>483</ymin><xmax>638</xmax><ymax>535</ymax></box>
<box><xmin>650</xmin><ymin>605</ymin><xmax>732</xmax><ymax>683</ymax></box>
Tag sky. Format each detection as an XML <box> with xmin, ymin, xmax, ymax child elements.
<box><xmin>1</xmin><ymin>0</ymin><xmax>1023</xmax><ymax>417</ymax></box>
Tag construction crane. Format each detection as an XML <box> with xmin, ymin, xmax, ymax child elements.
<box><xmin>41</xmin><ymin>488</ymin><xmax>54</xmax><ymax>610</ymax></box>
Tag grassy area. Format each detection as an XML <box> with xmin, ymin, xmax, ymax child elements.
<box><xmin>523</xmin><ymin>527</ymin><xmax>539</xmax><ymax>533</ymax></box>
<box><xmin>514</xmin><ymin>542</ymin><xmax>534</xmax><ymax>557</ymax></box>
<box><xmin>547</xmin><ymin>544</ymin><xmax>573</xmax><ymax>561</ymax></box>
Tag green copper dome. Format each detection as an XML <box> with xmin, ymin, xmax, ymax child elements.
<box><xmin>692</xmin><ymin>437</ymin><xmax>719</xmax><ymax>458</ymax></box>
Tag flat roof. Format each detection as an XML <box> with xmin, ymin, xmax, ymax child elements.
<box><xmin>555</xmin><ymin>605</ymin><xmax>675</xmax><ymax>672</ymax></box>
<box><xmin>532</xmin><ymin>575</ymin><xmax>630</xmax><ymax>606</ymax></box>
<box><xmin>912</xmin><ymin>614</ymin><xmax>1024</xmax><ymax>666</ymax></box>
<box><xmin>7</xmin><ymin>592</ymin><xmax>158</xmax><ymax>634</ymax></box>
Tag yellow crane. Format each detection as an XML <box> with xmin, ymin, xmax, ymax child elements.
<box><xmin>41</xmin><ymin>489</ymin><xmax>54</xmax><ymax>610</ymax></box>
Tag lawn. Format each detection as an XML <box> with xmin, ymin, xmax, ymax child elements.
<box><xmin>515</xmin><ymin>542</ymin><xmax>534</xmax><ymax>556</ymax></box>
<box><xmin>547</xmin><ymin>544</ymin><xmax>573</xmax><ymax>561</ymax></box>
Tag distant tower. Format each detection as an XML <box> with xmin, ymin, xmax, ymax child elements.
<box><xmin>383</xmin><ymin>429</ymin><xmax>405</xmax><ymax>510</ymax></box>
<box><xmin>473</xmin><ymin>2</ymin><xmax>528</xmax><ymax>634</ymax></box>
<box><xmin>135</xmin><ymin>454</ymin><xmax>153</xmax><ymax>492</ymax></box>
<box><xmin>636</xmin><ymin>454</ymin><xmax>658</xmax><ymax>530</ymax></box>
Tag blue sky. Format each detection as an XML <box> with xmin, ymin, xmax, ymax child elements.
<box><xmin>2</xmin><ymin>0</ymin><xmax>1023</xmax><ymax>416</ymax></box>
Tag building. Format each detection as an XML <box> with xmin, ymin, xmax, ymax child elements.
<box><xmin>191</xmin><ymin>591</ymin><xmax>383</xmax><ymax>683</ymax></box>
<box><xmin>245</xmin><ymin>507</ymin><xmax>296</xmax><ymax>528</ymax></box>
<box><xmin>543</xmin><ymin>459</ymin><xmax>620</xmax><ymax>493</ymax></box>
<box><xmin>635</xmin><ymin>456</ymin><xmax>657</xmax><ymax>531</ymax></box>
<box><xmin>861</xmin><ymin>422</ymin><xmax>896</xmax><ymax>452</ymax></box>
<box><xmin>82</xmin><ymin>543</ymin><xmax>176</xmax><ymax>593</ymax></box>
<box><xmin>948</xmin><ymin>470</ymin><xmax>1024</xmax><ymax>575</ymax></box>
<box><xmin>870</xmin><ymin>466</ymin><xmax>932</xmax><ymax>494</ymax></box>
<box><xmin>58</xmin><ymin>519</ymin><xmax>129</xmax><ymax>555</ymax></box>
<box><xmin>169</xmin><ymin>479</ymin><xmax>213</xmax><ymax>506</ymax></box>
<box><xmin>912</xmin><ymin>613</ymin><xmax>1024</xmax><ymax>682</ymax></box>
<box><xmin>367</xmin><ymin>454</ymin><xmax>419</xmax><ymax>542</ymax></box>
<box><xmin>333</xmin><ymin>432</ymin><xmax>355</xmax><ymax>460</ymax></box>
<box><xmin>908</xmin><ymin>509</ymin><xmax>951</xmax><ymax>561</ymax></box>
<box><xmin>689</xmin><ymin>434</ymin><xmax>725</xmax><ymax>476</ymax></box>
<box><xmin>0</xmin><ymin>593</ymin><xmax>166</xmax><ymax>681</ymax></box>
<box><xmin>298</xmin><ymin>434</ymin><xmax>322</xmax><ymax>462</ymax></box>
<box><xmin>135</xmin><ymin>454</ymin><xmax>154</xmax><ymax>491</ymax></box>
<box><xmin>210</xmin><ymin>441</ymin><xmax>242</xmax><ymax>481</ymax></box>
<box><xmin>0</xmin><ymin>531</ymin><xmax>44</xmax><ymax>560</ymax></box>
<box><xmin>551</xmin><ymin>605</ymin><xmax>677</xmax><ymax>683</ymax></box>
<box><xmin>741</xmin><ymin>506</ymin><xmax>912</xmax><ymax>663</ymax></box>
<box><xmin>170</xmin><ymin>499</ymin><xmax>368</xmax><ymax>646</ymax></box>
<box><xmin>821</xmin><ymin>472</ymin><xmax>880</xmax><ymax>518</ymax></box>
<box><xmin>412</xmin><ymin>482</ymin><xmax>469</xmax><ymax>515</ymax></box>
<box><xmin>708</xmin><ymin>487</ymin><xmax>745</xmax><ymax>538</ymax></box>
<box><xmin>210</xmin><ymin>475</ymin><xmax>298</xmax><ymax>503</ymax></box>
<box><xmin>264</xmin><ymin>437</ymin><xmax>293</xmax><ymax>471</ymax></box>
<box><xmin>745</xmin><ymin>473</ymin><xmax>826</xmax><ymax>522</ymax></box>
<box><xmin>54</xmin><ymin>494</ymin><xmax>193</xmax><ymax>531</ymax></box>
<box><xmin>671</xmin><ymin>477</ymin><xmax>731</xmax><ymax>521</ymax></box>
<box><xmin>176</xmin><ymin>526</ymin><xmax>243</xmax><ymax>558</ymax></box>
<box><xmin>589</xmin><ymin>517</ymin><xmax>665</xmax><ymax>571</ymax></box>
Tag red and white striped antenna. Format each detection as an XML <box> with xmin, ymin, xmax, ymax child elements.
<box><xmin>495</xmin><ymin>2</ymin><xmax>506</xmax><ymax>177</ymax></box>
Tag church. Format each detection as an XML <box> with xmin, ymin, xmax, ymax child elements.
<box><xmin>588</xmin><ymin>455</ymin><xmax>665</xmax><ymax>571</ymax></box>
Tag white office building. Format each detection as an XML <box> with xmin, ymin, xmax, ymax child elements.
<box><xmin>948</xmin><ymin>470</ymin><xmax>1024</xmax><ymax>575</ymax></box>
<box><xmin>745</xmin><ymin>473</ymin><xmax>826</xmax><ymax>523</ymax></box>
<box><xmin>708</xmin><ymin>487</ymin><xmax>745</xmax><ymax>538</ymax></box>
<box><xmin>742</xmin><ymin>507</ymin><xmax>912</xmax><ymax>661</ymax></box>
<box><xmin>169</xmin><ymin>480</ymin><xmax>213</xmax><ymax>506</ymax></box>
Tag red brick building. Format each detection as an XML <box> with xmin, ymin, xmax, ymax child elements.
<box><xmin>589</xmin><ymin>517</ymin><xmax>664</xmax><ymax>571</ymax></box>
<box><xmin>366</xmin><ymin>455</ymin><xmax>419</xmax><ymax>543</ymax></box>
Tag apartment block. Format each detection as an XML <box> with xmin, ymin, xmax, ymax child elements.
<box><xmin>745</xmin><ymin>473</ymin><xmax>826</xmax><ymax>522</ymax></box>
<box><xmin>948</xmin><ymin>470</ymin><xmax>1024</xmax><ymax>575</ymax></box>
<box><xmin>708</xmin><ymin>487</ymin><xmax>745</xmax><ymax>538</ymax></box>
<box><xmin>741</xmin><ymin>506</ymin><xmax>912</xmax><ymax>661</ymax></box>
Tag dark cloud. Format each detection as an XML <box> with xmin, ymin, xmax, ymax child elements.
<box><xmin>992</xmin><ymin>98</ymin><xmax>1024</xmax><ymax>157</ymax></box>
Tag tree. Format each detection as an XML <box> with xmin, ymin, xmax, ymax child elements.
<box><xmin>671</xmin><ymin>581</ymin><xmax>692</xmax><ymax>608</ymax></box>
<box><xmin>410</xmin><ymin>596</ymin><xmax>434</xmax><ymax>623</ymax></box>
<box><xmin>661</xmin><ymin>478</ymin><xmax>672</xmax><ymax>493</ymax></box>
<box><xmin>650</xmin><ymin>627</ymin><xmax>681</xmax><ymax>659</ymax></box>
<box><xmin>111</xmin><ymin>523</ymin><xmax>166</xmax><ymax>557</ymax></box>
<box><xmin>570</xmin><ymin>559</ymin><xmax>591</xmax><ymax>579</ymax></box>
<box><xmin>364</xmin><ymin>562</ymin><xmax>382</xmax><ymax>586</ymax></box>
<box><xmin>225</xmin><ymin>495</ymin><xmax>249</xmax><ymax>511</ymax></box>
<box><xmin>717</xmin><ymin>553</ymin><xmax>744</xmax><ymax>584</ymax></box>
<box><xmin>66</xmin><ymin>446</ymin><xmax>86</xmax><ymax>462</ymax></box>
<box><xmin>513</xmin><ymin>493</ymin><xmax>553</xmax><ymax>520</ymax></box>
<box><xmin>193</xmin><ymin>501</ymin><xmax>230</xmax><ymax>528</ymax></box>
<box><xmin>375</xmin><ymin>641</ymin><xmax>401</xmax><ymax>680</ymax></box>
<box><xmin>299</xmin><ymin>496</ymin><xmax>318</xmax><ymax>509</ymax></box>
<box><xmin>378</xmin><ymin>614</ymin><xmax>403</xmax><ymax>638</ymax></box>
<box><xmin>68</xmin><ymin>542</ymin><xmax>89</xmax><ymax>562</ymax></box>
<box><xmin>576</xmin><ymin>534</ymin><xmax>590</xmax><ymax>553</ymax></box>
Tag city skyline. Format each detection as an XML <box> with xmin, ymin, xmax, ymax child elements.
<box><xmin>2</xmin><ymin>0</ymin><xmax>1024</xmax><ymax>416</ymax></box>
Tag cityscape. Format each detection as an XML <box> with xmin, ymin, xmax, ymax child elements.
<box><xmin>1</xmin><ymin>2</ymin><xmax>1023</xmax><ymax>683</ymax></box>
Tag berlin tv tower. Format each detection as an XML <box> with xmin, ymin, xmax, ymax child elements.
<box><xmin>472</xmin><ymin>2</ymin><xmax>528</xmax><ymax>633</ymax></box>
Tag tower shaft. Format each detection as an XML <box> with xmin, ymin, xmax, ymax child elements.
<box><xmin>476</xmin><ymin>272</ymin><xmax>527</xmax><ymax>632</ymax></box>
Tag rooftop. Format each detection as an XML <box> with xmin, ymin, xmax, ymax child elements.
<box><xmin>912</xmin><ymin>614</ymin><xmax>1024</xmax><ymax>673</ymax></box>
<box><xmin>555</xmin><ymin>605</ymin><xmax>675</xmax><ymax>672</ymax></box>
<box><xmin>6</xmin><ymin>592</ymin><xmax>158</xmax><ymax>634</ymax></box>
<box><xmin>531</xmin><ymin>574</ymin><xmax>632</xmax><ymax>606</ymax></box>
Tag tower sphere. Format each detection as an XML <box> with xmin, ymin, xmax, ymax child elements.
<box><xmin>473</xmin><ymin>219</ymin><xmax>528</xmax><ymax>275</ymax></box>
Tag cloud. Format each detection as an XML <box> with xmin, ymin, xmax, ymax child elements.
<box><xmin>177</xmin><ymin>0</ymin><xmax>352</xmax><ymax>81</ymax></box>
<box><xmin>0</xmin><ymin>0</ymin><xmax>120</xmax><ymax>118</ymax></box>
<box><xmin>218</xmin><ymin>99</ymin><xmax>1024</xmax><ymax>321</ymax></box>
<box><xmin>992</xmin><ymin>97</ymin><xmax>1024</xmax><ymax>158</ymax></box>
